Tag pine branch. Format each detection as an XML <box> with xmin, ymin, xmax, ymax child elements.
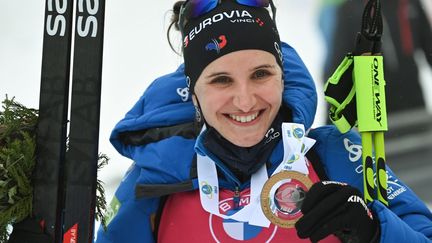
<box><xmin>0</xmin><ymin>97</ymin><xmax>37</xmax><ymax>240</ymax></box>
<box><xmin>96</xmin><ymin>153</ymin><xmax>109</xmax><ymax>231</ymax></box>
<box><xmin>0</xmin><ymin>96</ymin><xmax>109</xmax><ymax>240</ymax></box>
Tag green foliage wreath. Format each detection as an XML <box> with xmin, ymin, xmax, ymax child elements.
<box><xmin>0</xmin><ymin>97</ymin><xmax>108</xmax><ymax>241</ymax></box>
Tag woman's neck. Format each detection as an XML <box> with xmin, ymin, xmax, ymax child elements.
<box><xmin>202</xmin><ymin>106</ymin><xmax>291</xmax><ymax>183</ymax></box>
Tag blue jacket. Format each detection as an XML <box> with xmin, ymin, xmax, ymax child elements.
<box><xmin>96</xmin><ymin>43</ymin><xmax>432</xmax><ymax>242</ymax></box>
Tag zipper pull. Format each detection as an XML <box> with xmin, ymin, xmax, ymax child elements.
<box><xmin>233</xmin><ymin>187</ymin><xmax>240</xmax><ymax>209</ymax></box>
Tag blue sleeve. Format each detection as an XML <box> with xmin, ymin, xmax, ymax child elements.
<box><xmin>372</xmin><ymin>166</ymin><xmax>432</xmax><ymax>242</ymax></box>
<box><xmin>309</xmin><ymin>126</ymin><xmax>432</xmax><ymax>242</ymax></box>
<box><xmin>372</xmin><ymin>201</ymin><xmax>432</xmax><ymax>242</ymax></box>
<box><xmin>95</xmin><ymin>164</ymin><xmax>159</xmax><ymax>243</ymax></box>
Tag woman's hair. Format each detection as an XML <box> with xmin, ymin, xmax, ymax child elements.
<box><xmin>167</xmin><ymin>1</ymin><xmax>185</xmax><ymax>55</ymax></box>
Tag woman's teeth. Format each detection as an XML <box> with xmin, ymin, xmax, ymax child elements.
<box><xmin>229</xmin><ymin>112</ymin><xmax>259</xmax><ymax>123</ymax></box>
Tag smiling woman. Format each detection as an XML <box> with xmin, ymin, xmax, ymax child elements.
<box><xmin>95</xmin><ymin>0</ymin><xmax>432</xmax><ymax>242</ymax></box>
<box><xmin>193</xmin><ymin>50</ymin><xmax>283</xmax><ymax>147</ymax></box>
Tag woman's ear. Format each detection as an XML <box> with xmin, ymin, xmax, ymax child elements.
<box><xmin>192</xmin><ymin>94</ymin><xmax>198</xmax><ymax>107</ymax></box>
<box><xmin>191</xmin><ymin>95</ymin><xmax>202</xmax><ymax>123</ymax></box>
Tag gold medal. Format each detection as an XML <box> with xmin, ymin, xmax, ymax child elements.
<box><xmin>260</xmin><ymin>171</ymin><xmax>313</xmax><ymax>228</ymax></box>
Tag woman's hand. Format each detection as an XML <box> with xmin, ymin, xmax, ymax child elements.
<box><xmin>295</xmin><ymin>181</ymin><xmax>379</xmax><ymax>243</ymax></box>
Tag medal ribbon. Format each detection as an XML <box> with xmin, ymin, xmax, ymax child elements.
<box><xmin>277</xmin><ymin>123</ymin><xmax>316</xmax><ymax>175</ymax></box>
<box><xmin>197</xmin><ymin>123</ymin><xmax>315</xmax><ymax>226</ymax></box>
<box><xmin>250</xmin><ymin>123</ymin><xmax>315</xmax><ymax>227</ymax></box>
<box><xmin>197</xmin><ymin>154</ymin><xmax>267</xmax><ymax>221</ymax></box>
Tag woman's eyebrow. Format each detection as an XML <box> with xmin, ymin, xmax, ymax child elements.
<box><xmin>205</xmin><ymin>71</ymin><xmax>229</xmax><ymax>79</ymax></box>
<box><xmin>250</xmin><ymin>64</ymin><xmax>276</xmax><ymax>71</ymax></box>
<box><xmin>204</xmin><ymin>64</ymin><xmax>276</xmax><ymax>79</ymax></box>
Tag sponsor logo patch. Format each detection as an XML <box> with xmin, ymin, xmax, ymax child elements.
<box><xmin>177</xmin><ymin>87</ymin><xmax>190</xmax><ymax>102</ymax></box>
<box><xmin>104</xmin><ymin>196</ymin><xmax>121</xmax><ymax>227</ymax></box>
<box><xmin>205</xmin><ymin>35</ymin><xmax>227</xmax><ymax>53</ymax></box>
<box><xmin>209</xmin><ymin>194</ymin><xmax>278</xmax><ymax>241</ymax></box>
<box><xmin>344</xmin><ymin>138</ymin><xmax>362</xmax><ymax>162</ymax></box>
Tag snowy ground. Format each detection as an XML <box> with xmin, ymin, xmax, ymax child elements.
<box><xmin>1</xmin><ymin>0</ymin><xmax>431</xmax><ymax>233</ymax></box>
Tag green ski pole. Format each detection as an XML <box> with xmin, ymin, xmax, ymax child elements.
<box><xmin>353</xmin><ymin>55</ymin><xmax>388</xmax><ymax>205</ymax></box>
<box><xmin>324</xmin><ymin>0</ymin><xmax>388</xmax><ymax>205</ymax></box>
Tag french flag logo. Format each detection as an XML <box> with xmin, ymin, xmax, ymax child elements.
<box><xmin>205</xmin><ymin>35</ymin><xmax>227</xmax><ymax>53</ymax></box>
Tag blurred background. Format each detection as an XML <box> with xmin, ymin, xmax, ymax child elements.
<box><xmin>1</xmin><ymin>0</ymin><xmax>431</xmax><ymax>219</ymax></box>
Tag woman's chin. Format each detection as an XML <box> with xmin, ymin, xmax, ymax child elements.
<box><xmin>227</xmin><ymin>134</ymin><xmax>263</xmax><ymax>148</ymax></box>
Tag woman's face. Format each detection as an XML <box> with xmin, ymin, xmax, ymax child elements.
<box><xmin>193</xmin><ymin>50</ymin><xmax>283</xmax><ymax>147</ymax></box>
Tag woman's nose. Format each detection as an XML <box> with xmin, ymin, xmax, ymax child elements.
<box><xmin>232</xmin><ymin>83</ymin><xmax>256</xmax><ymax>112</ymax></box>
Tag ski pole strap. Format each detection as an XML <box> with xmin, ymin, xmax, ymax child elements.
<box><xmin>361</xmin><ymin>0</ymin><xmax>382</xmax><ymax>40</ymax></box>
<box><xmin>324</xmin><ymin>55</ymin><xmax>389</xmax><ymax>133</ymax></box>
<box><xmin>354</xmin><ymin>0</ymin><xmax>383</xmax><ymax>55</ymax></box>
<box><xmin>324</xmin><ymin>55</ymin><xmax>357</xmax><ymax>133</ymax></box>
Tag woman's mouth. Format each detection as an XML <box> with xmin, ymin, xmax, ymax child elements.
<box><xmin>227</xmin><ymin>111</ymin><xmax>262</xmax><ymax>123</ymax></box>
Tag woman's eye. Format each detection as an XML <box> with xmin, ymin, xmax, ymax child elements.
<box><xmin>252</xmin><ymin>69</ymin><xmax>271</xmax><ymax>79</ymax></box>
<box><xmin>210</xmin><ymin>76</ymin><xmax>231</xmax><ymax>85</ymax></box>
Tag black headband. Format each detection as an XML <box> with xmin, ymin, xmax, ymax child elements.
<box><xmin>182</xmin><ymin>0</ymin><xmax>283</xmax><ymax>92</ymax></box>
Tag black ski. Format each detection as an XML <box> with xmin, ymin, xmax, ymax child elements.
<box><xmin>34</xmin><ymin>0</ymin><xmax>75</xmax><ymax>242</ymax></box>
<box><xmin>34</xmin><ymin>0</ymin><xmax>105</xmax><ymax>242</ymax></box>
<box><xmin>62</xmin><ymin>0</ymin><xmax>106</xmax><ymax>242</ymax></box>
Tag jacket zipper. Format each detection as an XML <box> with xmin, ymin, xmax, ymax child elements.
<box><xmin>233</xmin><ymin>186</ymin><xmax>240</xmax><ymax>209</ymax></box>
